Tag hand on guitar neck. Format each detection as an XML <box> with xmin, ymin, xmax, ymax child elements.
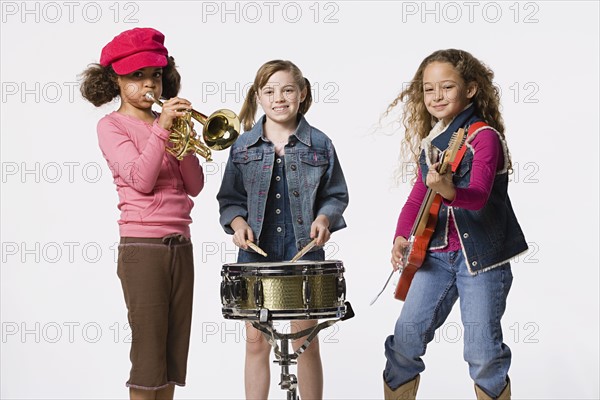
<box><xmin>426</xmin><ymin>161</ymin><xmax>456</xmax><ymax>201</ymax></box>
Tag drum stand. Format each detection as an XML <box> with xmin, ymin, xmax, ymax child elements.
<box><xmin>251</xmin><ymin>302</ymin><xmax>354</xmax><ymax>400</ymax></box>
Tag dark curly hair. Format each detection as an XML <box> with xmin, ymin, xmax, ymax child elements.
<box><xmin>79</xmin><ymin>56</ymin><xmax>181</xmax><ymax>107</ymax></box>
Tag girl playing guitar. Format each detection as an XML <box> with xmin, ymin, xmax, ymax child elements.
<box><xmin>383</xmin><ymin>49</ymin><xmax>528</xmax><ymax>400</ymax></box>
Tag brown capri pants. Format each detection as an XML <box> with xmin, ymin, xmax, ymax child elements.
<box><xmin>117</xmin><ymin>234</ymin><xmax>194</xmax><ymax>390</ymax></box>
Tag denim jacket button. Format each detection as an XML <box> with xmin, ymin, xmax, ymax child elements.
<box><xmin>291</xmin><ymin>164</ymin><xmax>297</xmax><ymax>171</ymax></box>
<box><xmin>472</xmin><ymin>261</ymin><xmax>478</xmax><ymax>266</ymax></box>
<box><xmin>276</xmin><ymin>209</ymin><xmax>281</xmax><ymax>214</ymax></box>
<box><xmin>292</xmin><ymin>190</ymin><xmax>299</xmax><ymax>197</ymax></box>
<box><xmin>276</xmin><ymin>193</ymin><xmax>281</xmax><ymax>199</ymax></box>
<box><xmin>277</xmin><ymin>227</ymin><xmax>282</xmax><ymax>233</ymax></box>
<box><xmin>276</xmin><ymin>158</ymin><xmax>281</xmax><ymax>164</ymax></box>
<box><xmin>275</xmin><ymin>176</ymin><xmax>281</xmax><ymax>181</ymax></box>
<box><xmin>463</xmin><ymin>233</ymin><xmax>469</xmax><ymax>238</ymax></box>
<box><xmin>297</xmin><ymin>217</ymin><xmax>303</xmax><ymax>224</ymax></box>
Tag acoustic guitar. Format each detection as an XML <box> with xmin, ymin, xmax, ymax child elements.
<box><xmin>394</xmin><ymin>128</ymin><xmax>466</xmax><ymax>301</ymax></box>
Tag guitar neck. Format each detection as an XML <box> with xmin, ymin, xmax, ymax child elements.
<box><xmin>411</xmin><ymin>188</ymin><xmax>436</xmax><ymax>237</ymax></box>
<box><xmin>408</xmin><ymin>128</ymin><xmax>465</xmax><ymax>239</ymax></box>
<box><xmin>409</xmin><ymin>157</ymin><xmax>452</xmax><ymax>237</ymax></box>
<box><xmin>396</xmin><ymin>129</ymin><xmax>466</xmax><ymax>301</ymax></box>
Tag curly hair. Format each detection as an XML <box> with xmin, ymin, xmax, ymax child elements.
<box><xmin>80</xmin><ymin>56</ymin><xmax>181</xmax><ymax>107</ymax></box>
<box><xmin>239</xmin><ymin>60</ymin><xmax>312</xmax><ymax>132</ymax></box>
<box><xmin>386</xmin><ymin>49</ymin><xmax>511</xmax><ymax>173</ymax></box>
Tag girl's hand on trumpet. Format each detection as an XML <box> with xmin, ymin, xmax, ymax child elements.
<box><xmin>157</xmin><ymin>96</ymin><xmax>192</xmax><ymax>131</ymax></box>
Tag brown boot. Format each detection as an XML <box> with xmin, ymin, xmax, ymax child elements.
<box><xmin>474</xmin><ymin>378</ymin><xmax>511</xmax><ymax>400</ymax></box>
<box><xmin>383</xmin><ymin>375</ymin><xmax>420</xmax><ymax>400</ymax></box>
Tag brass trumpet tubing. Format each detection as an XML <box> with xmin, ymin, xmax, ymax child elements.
<box><xmin>144</xmin><ymin>92</ymin><xmax>240</xmax><ymax>162</ymax></box>
<box><xmin>190</xmin><ymin>109</ymin><xmax>208</xmax><ymax>125</ymax></box>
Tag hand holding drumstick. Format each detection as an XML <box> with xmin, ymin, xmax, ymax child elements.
<box><xmin>310</xmin><ymin>215</ymin><xmax>331</xmax><ymax>246</ymax></box>
<box><xmin>290</xmin><ymin>215</ymin><xmax>331</xmax><ymax>262</ymax></box>
<box><xmin>230</xmin><ymin>216</ymin><xmax>267</xmax><ymax>257</ymax></box>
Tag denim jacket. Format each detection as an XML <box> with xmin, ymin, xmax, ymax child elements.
<box><xmin>217</xmin><ymin>115</ymin><xmax>349</xmax><ymax>250</ymax></box>
<box><xmin>419</xmin><ymin>108</ymin><xmax>528</xmax><ymax>274</ymax></box>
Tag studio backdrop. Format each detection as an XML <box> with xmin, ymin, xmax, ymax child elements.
<box><xmin>1</xmin><ymin>1</ymin><xmax>598</xmax><ymax>399</ymax></box>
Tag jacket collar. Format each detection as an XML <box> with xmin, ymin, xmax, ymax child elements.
<box><xmin>430</xmin><ymin>103</ymin><xmax>478</xmax><ymax>150</ymax></box>
<box><xmin>244</xmin><ymin>114</ymin><xmax>312</xmax><ymax>147</ymax></box>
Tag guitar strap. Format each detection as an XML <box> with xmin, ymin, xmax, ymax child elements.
<box><xmin>450</xmin><ymin>121</ymin><xmax>489</xmax><ymax>173</ymax></box>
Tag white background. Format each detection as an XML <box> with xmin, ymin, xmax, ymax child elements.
<box><xmin>1</xmin><ymin>1</ymin><xmax>598</xmax><ymax>399</ymax></box>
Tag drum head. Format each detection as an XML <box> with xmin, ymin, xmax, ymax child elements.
<box><xmin>222</xmin><ymin>260</ymin><xmax>344</xmax><ymax>276</ymax></box>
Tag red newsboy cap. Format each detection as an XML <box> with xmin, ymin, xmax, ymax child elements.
<box><xmin>100</xmin><ymin>27</ymin><xmax>168</xmax><ymax>75</ymax></box>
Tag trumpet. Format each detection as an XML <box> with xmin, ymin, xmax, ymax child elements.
<box><xmin>146</xmin><ymin>92</ymin><xmax>240</xmax><ymax>162</ymax></box>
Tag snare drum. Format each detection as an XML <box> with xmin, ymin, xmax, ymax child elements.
<box><xmin>221</xmin><ymin>260</ymin><xmax>347</xmax><ymax>321</ymax></box>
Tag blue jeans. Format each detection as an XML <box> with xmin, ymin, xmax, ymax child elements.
<box><xmin>384</xmin><ymin>250</ymin><xmax>513</xmax><ymax>397</ymax></box>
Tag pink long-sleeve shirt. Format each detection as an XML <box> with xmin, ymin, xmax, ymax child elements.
<box><xmin>395</xmin><ymin>129</ymin><xmax>503</xmax><ymax>251</ymax></box>
<box><xmin>97</xmin><ymin>111</ymin><xmax>204</xmax><ymax>238</ymax></box>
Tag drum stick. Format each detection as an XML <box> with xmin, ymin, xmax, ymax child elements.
<box><xmin>290</xmin><ymin>238</ymin><xmax>317</xmax><ymax>262</ymax></box>
<box><xmin>246</xmin><ymin>240</ymin><xmax>268</xmax><ymax>257</ymax></box>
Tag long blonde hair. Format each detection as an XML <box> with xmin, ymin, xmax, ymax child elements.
<box><xmin>239</xmin><ymin>60</ymin><xmax>313</xmax><ymax>132</ymax></box>
<box><xmin>386</xmin><ymin>49</ymin><xmax>511</xmax><ymax>171</ymax></box>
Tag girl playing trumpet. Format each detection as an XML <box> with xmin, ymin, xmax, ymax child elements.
<box><xmin>80</xmin><ymin>27</ymin><xmax>203</xmax><ymax>400</ymax></box>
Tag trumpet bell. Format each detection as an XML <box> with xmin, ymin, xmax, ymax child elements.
<box><xmin>203</xmin><ymin>109</ymin><xmax>240</xmax><ymax>150</ymax></box>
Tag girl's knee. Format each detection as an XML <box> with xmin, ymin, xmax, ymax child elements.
<box><xmin>293</xmin><ymin>336</ymin><xmax>320</xmax><ymax>357</ymax></box>
<box><xmin>287</xmin><ymin>320</ymin><xmax>321</xmax><ymax>356</ymax></box>
<box><xmin>246</xmin><ymin>334</ymin><xmax>270</xmax><ymax>356</ymax></box>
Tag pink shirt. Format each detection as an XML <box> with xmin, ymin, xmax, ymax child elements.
<box><xmin>97</xmin><ymin>112</ymin><xmax>204</xmax><ymax>238</ymax></box>
<box><xmin>395</xmin><ymin>129</ymin><xmax>503</xmax><ymax>251</ymax></box>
